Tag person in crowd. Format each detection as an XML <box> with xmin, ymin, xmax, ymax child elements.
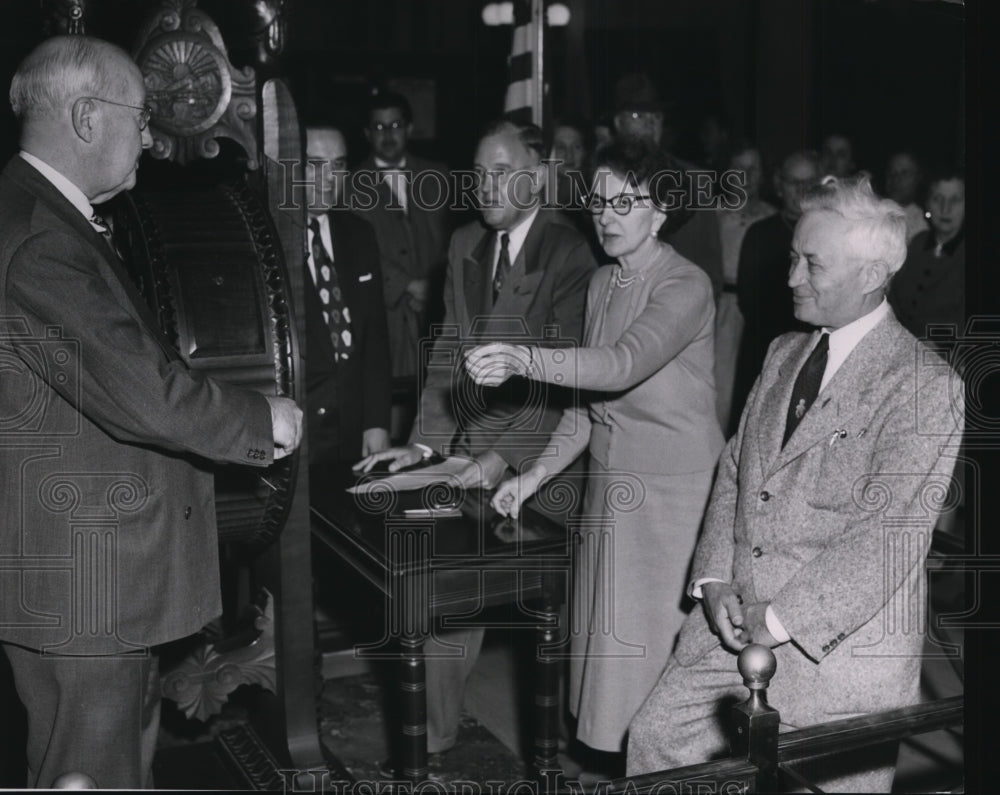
<box><xmin>355</xmin><ymin>89</ymin><xmax>451</xmax><ymax>382</ymax></box>
<box><xmin>627</xmin><ymin>175</ymin><xmax>963</xmax><ymax>792</ymax></box>
<box><xmin>821</xmin><ymin>132</ymin><xmax>857</xmax><ymax>178</ymax></box>
<box><xmin>302</xmin><ymin>125</ymin><xmax>391</xmax><ymax>468</ymax></box>
<box><xmin>671</xmin><ymin>141</ymin><xmax>777</xmax><ymax>429</ymax></box>
<box><xmin>730</xmin><ymin>149</ymin><xmax>819</xmax><ymax>434</ymax></box>
<box><xmin>883</xmin><ymin>149</ymin><xmax>929</xmax><ymax>242</ymax></box>
<box><xmin>609</xmin><ymin>71</ymin><xmax>693</xmax><ymax>171</ymax></box>
<box><xmin>889</xmin><ymin>168</ymin><xmax>965</xmax><ymax>339</ymax></box>
<box><xmin>548</xmin><ymin>118</ymin><xmax>588</xmax><ymax>207</ymax></box>
<box><xmin>547</xmin><ymin>117</ymin><xmax>602</xmax><ymax>259</ymax></box>
<box><xmin>464</xmin><ymin>142</ymin><xmax>724</xmax><ymax>772</ymax></box>
<box><xmin>694</xmin><ymin>110</ymin><xmax>733</xmax><ymax>198</ymax></box>
<box><xmin>698</xmin><ymin>111</ymin><xmax>732</xmax><ymax>173</ymax></box>
<box><xmin>355</xmin><ymin>119</ymin><xmax>596</xmax><ymax>770</ymax></box>
<box><xmin>0</xmin><ymin>36</ymin><xmax>302</xmax><ymax>788</ymax></box>
<box><xmin>592</xmin><ymin>116</ymin><xmax>614</xmax><ymax>160</ymax></box>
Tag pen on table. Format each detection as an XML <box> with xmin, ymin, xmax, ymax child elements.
<box><xmin>403</xmin><ymin>507</ymin><xmax>462</xmax><ymax>518</ymax></box>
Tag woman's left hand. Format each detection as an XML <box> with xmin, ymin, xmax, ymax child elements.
<box><xmin>464</xmin><ymin>342</ymin><xmax>531</xmax><ymax>386</ymax></box>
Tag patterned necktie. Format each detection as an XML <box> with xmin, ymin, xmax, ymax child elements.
<box><xmin>90</xmin><ymin>213</ymin><xmax>122</xmax><ymax>260</ymax></box>
<box><xmin>309</xmin><ymin>217</ymin><xmax>353</xmax><ymax>360</ymax></box>
<box><xmin>492</xmin><ymin>232</ymin><xmax>511</xmax><ymax>305</ymax></box>
<box><xmin>782</xmin><ymin>332</ymin><xmax>829</xmax><ymax>447</ymax></box>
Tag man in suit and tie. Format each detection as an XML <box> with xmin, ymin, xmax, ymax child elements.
<box><xmin>0</xmin><ymin>36</ymin><xmax>302</xmax><ymax>788</ymax></box>
<box><xmin>357</xmin><ymin>119</ymin><xmax>596</xmax><ymax>765</ymax></box>
<box><xmin>355</xmin><ymin>90</ymin><xmax>452</xmax><ymax>383</ymax></box>
<box><xmin>303</xmin><ymin>125</ymin><xmax>391</xmax><ymax>467</ymax></box>
<box><xmin>626</xmin><ymin>175</ymin><xmax>963</xmax><ymax>792</ymax></box>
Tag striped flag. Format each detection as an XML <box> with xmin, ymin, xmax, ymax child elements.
<box><xmin>503</xmin><ymin>0</ymin><xmax>541</xmax><ymax>124</ymax></box>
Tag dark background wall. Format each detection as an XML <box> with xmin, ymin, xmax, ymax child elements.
<box><xmin>0</xmin><ymin>0</ymin><xmax>965</xmax><ymax>182</ymax></box>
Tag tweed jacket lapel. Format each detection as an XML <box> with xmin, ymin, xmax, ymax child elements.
<box><xmin>767</xmin><ymin>313</ymin><xmax>903</xmax><ymax>473</ymax></box>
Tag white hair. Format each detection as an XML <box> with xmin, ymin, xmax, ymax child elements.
<box><xmin>800</xmin><ymin>173</ymin><xmax>908</xmax><ymax>273</ymax></box>
<box><xmin>9</xmin><ymin>35</ymin><xmax>134</xmax><ymax>121</ymax></box>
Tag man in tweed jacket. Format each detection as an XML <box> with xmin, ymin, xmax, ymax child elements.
<box><xmin>627</xmin><ymin>175</ymin><xmax>964</xmax><ymax>792</ymax></box>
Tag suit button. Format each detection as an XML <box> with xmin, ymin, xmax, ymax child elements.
<box><xmin>760</xmin><ymin>490</ymin><xmax>770</xmax><ymax>501</ymax></box>
<box><xmin>184</xmin><ymin>506</ymin><xmax>192</xmax><ymax>520</ymax></box>
<box><xmin>317</xmin><ymin>407</ymin><xmax>327</xmax><ymax>416</ymax></box>
<box><xmin>752</xmin><ymin>546</ymin><xmax>763</xmax><ymax>558</ymax></box>
<box><xmin>822</xmin><ymin>644</ymin><xmax>830</xmax><ymax>653</ymax></box>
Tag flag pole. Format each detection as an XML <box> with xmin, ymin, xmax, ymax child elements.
<box><xmin>531</xmin><ymin>0</ymin><xmax>544</xmax><ymax>126</ymax></box>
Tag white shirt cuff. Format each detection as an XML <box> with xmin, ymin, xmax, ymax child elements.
<box><xmin>765</xmin><ymin>605</ymin><xmax>791</xmax><ymax>643</ymax></box>
<box><xmin>690</xmin><ymin>577</ymin><xmax>726</xmax><ymax>600</ymax></box>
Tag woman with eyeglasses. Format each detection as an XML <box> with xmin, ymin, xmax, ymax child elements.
<box><xmin>464</xmin><ymin>142</ymin><xmax>724</xmax><ymax>766</ymax></box>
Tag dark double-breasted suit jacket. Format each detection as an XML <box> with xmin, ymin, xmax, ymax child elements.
<box><xmin>0</xmin><ymin>156</ymin><xmax>274</xmax><ymax>653</ymax></box>
<box><xmin>303</xmin><ymin>210</ymin><xmax>391</xmax><ymax>465</ymax></box>
<box><xmin>408</xmin><ymin>208</ymin><xmax>596</xmax><ymax>468</ymax></box>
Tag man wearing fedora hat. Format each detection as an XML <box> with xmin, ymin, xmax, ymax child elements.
<box><xmin>611</xmin><ymin>71</ymin><xmax>697</xmax><ymax>169</ymax></box>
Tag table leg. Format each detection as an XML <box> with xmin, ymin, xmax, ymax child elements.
<box><xmin>398</xmin><ymin>632</ymin><xmax>428</xmax><ymax>783</ymax></box>
<box><xmin>533</xmin><ymin>586</ymin><xmax>562</xmax><ymax>776</ymax></box>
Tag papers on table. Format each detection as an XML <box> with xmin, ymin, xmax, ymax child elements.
<box><xmin>346</xmin><ymin>455</ymin><xmax>471</xmax><ymax>495</ymax></box>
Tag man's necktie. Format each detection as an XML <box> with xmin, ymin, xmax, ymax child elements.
<box><xmin>782</xmin><ymin>332</ymin><xmax>830</xmax><ymax>447</ymax></box>
<box><xmin>492</xmin><ymin>232</ymin><xmax>511</xmax><ymax>305</ymax></box>
<box><xmin>380</xmin><ymin>168</ymin><xmax>408</xmax><ymax>213</ymax></box>
<box><xmin>309</xmin><ymin>218</ymin><xmax>354</xmax><ymax>360</ymax></box>
<box><xmin>90</xmin><ymin>213</ymin><xmax>122</xmax><ymax>260</ymax></box>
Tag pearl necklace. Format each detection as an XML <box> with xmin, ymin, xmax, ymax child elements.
<box><xmin>613</xmin><ymin>265</ymin><xmax>645</xmax><ymax>288</ymax></box>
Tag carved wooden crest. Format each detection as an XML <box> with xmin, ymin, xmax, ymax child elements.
<box><xmin>134</xmin><ymin>0</ymin><xmax>259</xmax><ymax>168</ymax></box>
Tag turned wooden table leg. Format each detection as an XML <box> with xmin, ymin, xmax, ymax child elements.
<box><xmin>533</xmin><ymin>575</ymin><xmax>562</xmax><ymax>776</ymax></box>
<box><xmin>398</xmin><ymin>632</ymin><xmax>428</xmax><ymax>784</ymax></box>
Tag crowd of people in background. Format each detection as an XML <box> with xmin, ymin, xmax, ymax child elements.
<box><xmin>340</xmin><ymin>72</ymin><xmax>964</xmax><ymax>449</ymax></box>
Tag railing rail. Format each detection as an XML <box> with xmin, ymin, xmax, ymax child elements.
<box><xmin>606</xmin><ymin>646</ymin><xmax>962</xmax><ymax>795</ymax></box>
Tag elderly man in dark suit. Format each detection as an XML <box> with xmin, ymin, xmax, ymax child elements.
<box><xmin>626</xmin><ymin>175</ymin><xmax>963</xmax><ymax>792</ymax></box>
<box><xmin>0</xmin><ymin>36</ymin><xmax>302</xmax><ymax>788</ymax></box>
<box><xmin>302</xmin><ymin>125</ymin><xmax>391</xmax><ymax>466</ymax></box>
<box><xmin>357</xmin><ymin>119</ymin><xmax>596</xmax><ymax>765</ymax></box>
<box><xmin>355</xmin><ymin>90</ymin><xmax>452</xmax><ymax>382</ymax></box>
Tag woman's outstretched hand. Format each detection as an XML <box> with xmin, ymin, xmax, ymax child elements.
<box><xmin>464</xmin><ymin>342</ymin><xmax>532</xmax><ymax>386</ymax></box>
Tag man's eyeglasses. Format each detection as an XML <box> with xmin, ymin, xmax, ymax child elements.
<box><xmin>588</xmin><ymin>194</ymin><xmax>655</xmax><ymax>216</ymax></box>
<box><xmin>371</xmin><ymin>120</ymin><xmax>405</xmax><ymax>132</ymax></box>
<box><xmin>83</xmin><ymin>97</ymin><xmax>153</xmax><ymax>131</ymax></box>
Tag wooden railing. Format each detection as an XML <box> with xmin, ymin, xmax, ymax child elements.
<box><xmin>607</xmin><ymin>645</ymin><xmax>962</xmax><ymax>794</ymax></box>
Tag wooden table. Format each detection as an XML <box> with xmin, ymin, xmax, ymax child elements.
<box><xmin>309</xmin><ymin>464</ymin><xmax>571</xmax><ymax>783</ymax></box>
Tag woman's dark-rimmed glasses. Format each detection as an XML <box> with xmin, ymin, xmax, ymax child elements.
<box><xmin>587</xmin><ymin>194</ymin><xmax>655</xmax><ymax>216</ymax></box>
